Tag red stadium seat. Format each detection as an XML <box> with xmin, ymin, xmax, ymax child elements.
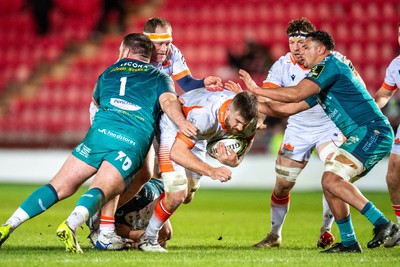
<box><xmin>1</xmin><ymin>0</ymin><xmax>399</xmax><ymax>148</ymax></box>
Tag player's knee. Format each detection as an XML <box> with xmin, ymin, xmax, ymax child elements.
<box><xmin>137</xmin><ymin>163</ymin><xmax>153</xmax><ymax>180</ymax></box>
<box><xmin>187</xmin><ymin>176</ymin><xmax>201</xmax><ymax>193</ymax></box>
<box><xmin>324</xmin><ymin>148</ymin><xmax>364</xmax><ymax>182</ymax></box>
<box><xmin>275</xmin><ymin>164</ymin><xmax>302</xmax><ymax>183</ymax></box>
<box><xmin>162</xmin><ymin>171</ymin><xmax>188</xmax><ymax>193</ymax></box>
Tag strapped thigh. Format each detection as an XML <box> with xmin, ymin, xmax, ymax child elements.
<box><xmin>324</xmin><ymin>148</ymin><xmax>365</xmax><ymax>181</ymax></box>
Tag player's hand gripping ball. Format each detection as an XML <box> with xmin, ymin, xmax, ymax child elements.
<box><xmin>206</xmin><ymin>136</ymin><xmax>248</xmax><ymax>158</ymax></box>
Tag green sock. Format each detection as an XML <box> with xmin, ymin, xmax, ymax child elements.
<box><xmin>361</xmin><ymin>202</ymin><xmax>389</xmax><ymax>226</ymax></box>
<box><xmin>20</xmin><ymin>184</ymin><xmax>58</xmax><ymax>218</ymax></box>
<box><xmin>76</xmin><ymin>187</ymin><xmax>105</xmax><ymax>218</ymax></box>
<box><xmin>336</xmin><ymin>215</ymin><xmax>357</xmax><ymax>247</ymax></box>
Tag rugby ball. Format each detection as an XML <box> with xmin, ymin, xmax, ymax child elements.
<box><xmin>207</xmin><ymin>136</ymin><xmax>248</xmax><ymax>158</ymax></box>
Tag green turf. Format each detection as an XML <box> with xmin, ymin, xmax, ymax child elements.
<box><xmin>0</xmin><ymin>183</ymin><xmax>399</xmax><ymax>267</ymax></box>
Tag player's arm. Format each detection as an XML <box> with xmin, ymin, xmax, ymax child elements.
<box><xmin>374</xmin><ymin>85</ymin><xmax>397</xmax><ymax>109</ymax></box>
<box><xmin>239</xmin><ymin>69</ymin><xmax>319</xmax><ymax>103</ymax></box>
<box><xmin>258</xmin><ymin>99</ymin><xmax>310</xmax><ymax>118</ymax></box>
<box><xmin>173</xmin><ymin>46</ymin><xmax>222</xmax><ymax>91</ymax></box>
<box><xmin>159</xmin><ymin>92</ymin><xmax>198</xmax><ymax>137</ymax></box>
<box><xmin>177</xmin><ymin>75</ymin><xmax>222</xmax><ymax>92</ymax></box>
<box><xmin>170</xmin><ymin>136</ymin><xmax>232</xmax><ymax>182</ymax></box>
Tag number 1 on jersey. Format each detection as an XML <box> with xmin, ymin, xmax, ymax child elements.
<box><xmin>119</xmin><ymin>77</ymin><xmax>127</xmax><ymax>96</ymax></box>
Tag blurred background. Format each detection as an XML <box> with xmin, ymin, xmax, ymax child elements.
<box><xmin>0</xmin><ymin>0</ymin><xmax>399</xmax><ymax>156</ymax></box>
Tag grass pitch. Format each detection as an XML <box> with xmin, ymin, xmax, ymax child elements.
<box><xmin>0</xmin><ymin>183</ymin><xmax>399</xmax><ymax>267</ymax></box>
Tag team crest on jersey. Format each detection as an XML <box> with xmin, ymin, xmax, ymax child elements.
<box><xmin>395</xmin><ymin>138</ymin><xmax>400</xmax><ymax>145</ymax></box>
<box><xmin>345</xmin><ymin>135</ymin><xmax>360</xmax><ymax>145</ymax></box>
<box><xmin>308</xmin><ymin>65</ymin><xmax>325</xmax><ymax>79</ymax></box>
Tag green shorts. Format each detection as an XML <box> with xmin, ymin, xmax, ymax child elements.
<box><xmin>340</xmin><ymin>120</ymin><xmax>394</xmax><ymax>175</ymax></box>
<box><xmin>72</xmin><ymin>126</ymin><xmax>151</xmax><ymax>188</ymax></box>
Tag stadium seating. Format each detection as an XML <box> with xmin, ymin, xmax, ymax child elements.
<box><xmin>157</xmin><ymin>0</ymin><xmax>399</xmax><ymax>92</ymax></box>
<box><xmin>0</xmin><ymin>0</ymin><xmax>398</xmax><ymax>149</ymax></box>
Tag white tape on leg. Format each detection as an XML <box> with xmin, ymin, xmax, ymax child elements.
<box><xmin>161</xmin><ymin>171</ymin><xmax>188</xmax><ymax>193</ymax></box>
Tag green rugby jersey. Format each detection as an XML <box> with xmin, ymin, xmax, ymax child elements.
<box><xmin>92</xmin><ymin>58</ymin><xmax>175</xmax><ymax>139</ymax></box>
<box><xmin>304</xmin><ymin>54</ymin><xmax>389</xmax><ymax>137</ymax></box>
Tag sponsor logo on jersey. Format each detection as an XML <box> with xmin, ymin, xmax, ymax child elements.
<box><xmin>98</xmin><ymin>128</ymin><xmax>136</xmax><ymax>146</ymax></box>
<box><xmin>118</xmin><ymin>61</ymin><xmax>149</xmax><ymax>69</ymax></box>
<box><xmin>75</xmin><ymin>143</ymin><xmax>91</xmax><ymax>158</ymax></box>
<box><xmin>362</xmin><ymin>132</ymin><xmax>379</xmax><ymax>152</ymax></box>
<box><xmin>115</xmin><ymin>151</ymin><xmax>132</xmax><ymax>171</ymax></box>
<box><xmin>110</xmin><ymin>98</ymin><xmax>141</xmax><ymax>111</ymax></box>
<box><xmin>308</xmin><ymin>65</ymin><xmax>325</xmax><ymax>79</ymax></box>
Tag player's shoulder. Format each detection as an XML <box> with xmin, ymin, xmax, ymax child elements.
<box><xmin>331</xmin><ymin>51</ymin><xmax>355</xmax><ymax>71</ymax></box>
<box><xmin>152</xmin><ymin>66</ymin><xmax>173</xmax><ymax>81</ymax></box>
<box><xmin>269</xmin><ymin>52</ymin><xmax>295</xmax><ymax>72</ymax></box>
<box><xmin>169</xmin><ymin>43</ymin><xmax>184</xmax><ymax>58</ymax></box>
<box><xmin>321</xmin><ymin>53</ymin><xmax>339</xmax><ymax>67</ymax></box>
<box><xmin>388</xmin><ymin>55</ymin><xmax>400</xmax><ymax>68</ymax></box>
<box><xmin>170</xmin><ymin>43</ymin><xmax>181</xmax><ymax>52</ymax></box>
<box><xmin>273</xmin><ymin>52</ymin><xmax>292</xmax><ymax>66</ymax></box>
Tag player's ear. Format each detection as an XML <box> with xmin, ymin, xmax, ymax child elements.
<box><xmin>319</xmin><ymin>45</ymin><xmax>326</xmax><ymax>55</ymax></box>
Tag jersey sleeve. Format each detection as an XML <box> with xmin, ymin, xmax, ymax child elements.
<box><xmin>159</xmin><ymin>73</ymin><xmax>176</xmax><ymax>94</ymax></box>
<box><xmin>304</xmin><ymin>95</ymin><xmax>318</xmax><ymax>108</ymax></box>
<box><xmin>382</xmin><ymin>57</ymin><xmax>400</xmax><ymax>91</ymax></box>
<box><xmin>262</xmin><ymin>57</ymin><xmax>284</xmax><ymax>88</ymax></box>
<box><xmin>170</xmin><ymin>45</ymin><xmax>191</xmax><ymax>81</ymax></box>
<box><xmin>305</xmin><ymin>61</ymin><xmax>338</xmax><ymax>91</ymax></box>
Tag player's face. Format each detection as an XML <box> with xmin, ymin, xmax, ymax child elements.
<box><xmin>289</xmin><ymin>36</ymin><xmax>306</xmax><ymax>64</ymax></box>
<box><xmin>225</xmin><ymin>109</ymin><xmax>248</xmax><ymax>136</ymax></box>
<box><xmin>301</xmin><ymin>38</ymin><xmax>320</xmax><ymax>68</ymax></box>
<box><xmin>151</xmin><ymin>26</ymin><xmax>172</xmax><ymax>63</ymax></box>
